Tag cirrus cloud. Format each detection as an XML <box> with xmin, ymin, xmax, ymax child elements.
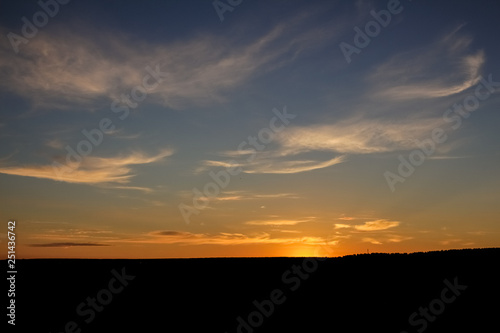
<box><xmin>0</xmin><ymin>149</ymin><xmax>173</xmax><ymax>188</ymax></box>
<box><xmin>354</xmin><ymin>219</ymin><xmax>400</xmax><ymax>231</ymax></box>
<box><xmin>143</xmin><ymin>230</ymin><xmax>329</xmax><ymax>246</ymax></box>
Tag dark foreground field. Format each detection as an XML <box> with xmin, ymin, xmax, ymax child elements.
<box><xmin>6</xmin><ymin>248</ymin><xmax>500</xmax><ymax>332</ymax></box>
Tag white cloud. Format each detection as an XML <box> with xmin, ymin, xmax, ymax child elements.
<box><xmin>0</xmin><ymin>12</ymin><xmax>338</xmax><ymax>111</ymax></box>
<box><xmin>201</xmin><ymin>150</ymin><xmax>346</xmax><ymax>175</ymax></box>
<box><xmin>200</xmin><ymin>113</ymin><xmax>443</xmax><ymax>176</ymax></box>
<box><xmin>362</xmin><ymin>237</ymin><xmax>383</xmax><ymax>245</ymax></box>
<box><xmin>277</xmin><ymin>117</ymin><xmax>440</xmax><ymax>155</ymax></box>
<box><xmin>118</xmin><ymin>230</ymin><xmax>329</xmax><ymax>246</ymax></box>
<box><xmin>242</xmin><ymin>155</ymin><xmax>346</xmax><ymax>174</ymax></box>
<box><xmin>354</xmin><ymin>219</ymin><xmax>400</xmax><ymax>231</ymax></box>
<box><xmin>334</xmin><ymin>224</ymin><xmax>352</xmax><ymax>229</ymax></box>
<box><xmin>370</xmin><ymin>25</ymin><xmax>485</xmax><ymax>101</ymax></box>
<box><xmin>216</xmin><ymin>191</ymin><xmax>300</xmax><ymax>201</ymax></box>
<box><xmin>361</xmin><ymin>234</ymin><xmax>412</xmax><ymax>245</ymax></box>
<box><xmin>245</xmin><ymin>218</ymin><xmax>312</xmax><ymax>226</ymax></box>
<box><xmin>0</xmin><ymin>149</ymin><xmax>173</xmax><ymax>186</ymax></box>
<box><xmin>387</xmin><ymin>235</ymin><xmax>413</xmax><ymax>243</ymax></box>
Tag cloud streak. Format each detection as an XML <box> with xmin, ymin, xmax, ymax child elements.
<box><xmin>370</xmin><ymin>25</ymin><xmax>485</xmax><ymax>101</ymax></box>
<box><xmin>334</xmin><ymin>219</ymin><xmax>401</xmax><ymax>231</ymax></box>
<box><xmin>29</xmin><ymin>242</ymin><xmax>110</xmax><ymax>247</ymax></box>
<box><xmin>243</xmin><ymin>155</ymin><xmax>347</xmax><ymax>174</ymax></box>
<box><xmin>0</xmin><ymin>12</ymin><xmax>335</xmax><ymax>110</ymax></box>
<box><xmin>144</xmin><ymin>230</ymin><xmax>327</xmax><ymax>246</ymax></box>
<box><xmin>0</xmin><ymin>149</ymin><xmax>173</xmax><ymax>186</ymax></box>
<box><xmin>277</xmin><ymin>118</ymin><xmax>441</xmax><ymax>155</ymax></box>
<box><xmin>215</xmin><ymin>191</ymin><xmax>300</xmax><ymax>201</ymax></box>
<box><xmin>362</xmin><ymin>234</ymin><xmax>413</xmax><ymax>245</ymax></box>
<box><xmin>244</xmin><ymin>218</ymin><xmax>312</xmax><ymax>226</ymax></box>
<box><xmin>200</xmin><ymin>115</ymin><xmax>442</xmax><ymax>176</ymax></box>
<box><xmin>354</xmin><ymin>220</ymin><xmax>400</xmax><ymax>231</ymax></box>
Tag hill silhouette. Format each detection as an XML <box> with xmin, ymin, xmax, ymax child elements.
<box><xmin>9</xmin><ymin>248</ymin><xmax>500</xmax><ymax>332</ymax></box>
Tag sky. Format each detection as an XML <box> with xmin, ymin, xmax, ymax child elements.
<box><xmin>0</xmin><ymin>0</ymin><xmax>499</xmax><ymax>258</ymax></box>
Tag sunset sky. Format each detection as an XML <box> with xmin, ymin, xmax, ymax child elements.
<box><xmin>1</xmin><ymin>0</ymin><xmax>499</xmax><ymax>258</ymax></box>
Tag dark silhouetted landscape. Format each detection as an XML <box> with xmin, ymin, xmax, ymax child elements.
<box><xmin>10</xmin><ymin>248</ymin><xmax>500</xmax><ymax>332</ymax></box>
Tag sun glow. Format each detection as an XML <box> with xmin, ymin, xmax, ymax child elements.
<box><xmin>287</xmin><ymin>246</ymin><xmax>320</xmax><ymax>257</ymax></box>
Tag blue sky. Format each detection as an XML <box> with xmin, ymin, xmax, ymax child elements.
<box><xmin>0</xmin><ymin>0</ymin><xmax>499</xmax><ymax>258</ymax></box>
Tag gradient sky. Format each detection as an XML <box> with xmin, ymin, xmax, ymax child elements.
<box><xmin>1</xmin><ymin>0</ymin><xmax>499</xmax><ymax>258</ymax></box>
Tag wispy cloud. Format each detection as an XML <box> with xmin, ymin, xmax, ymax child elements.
<box><xmin>427</xmin><ymin>155</ymin><xmax>472</xmax><ymax>160</ymax></box>
<box><xmin>440</xmin><ymin>238</ymin><xmax>463</xmax><ymax>245</ymax></box>
<box><xmin>334</xmin><ymin>219</ymin><xmax>401</xmax><ymax>232</ymax></box>
<box><xmin>245</xmin><ymin>218</ymin><xmax>312</xmax><ymax>226</ymax></box>
<box><xmin>139</xmin><ymin>230</ymin><xmax>327</xmax><ymax>246</ymax></box>
<box><xmin>354</xmin><ymin>219</ymin><xmax>400</xmax><ymax>231</ymax></box>
<box><xmin>201</xmin><ymin>115</ymin><xmax>441</xmax><ymax>175</ymax></box>
<box><xmin>177</xmin><ymin>190</ymin><xmax>300</xmax><ymax>204</ymax></box>
<box><xmin>273</xmin><ymin>229</ymin><xmax>302</xmax><ymax>234</ymax></box>
<box><xmin>251</xmin><ymin>193</ymin><xmax>300</xmax><ymax>199</ymax></box>
<box><xmin>0</xmin><ymin>149</ymin><xmax>173</xmax><ymax>186</ymax></box>
<box><xmin>338</xmin><ymin>216</ymin><xmax>357</xmax><ymax>221</ymax></box>
<box><xmin>0</xmin><ymin>12</ymin><xmax>336</xmax><ymax>110</ymax></box>
<box><xmin>362</xmin><ymin>238</ymin><xmax>383</xmax><ymax>245</ymax></box>
<box><xmin>199</xmin><ymin>152</ymin><xmax>346</xmax><ymax>175</ymax></box>
<box><xmin>386</xmin><ymin>235</ymin><xmax>413</xmax><ymax>243</ymax></box>
<box><xmin>361</xmin><ymin>234</ymin><xmax>412</xmax><ymax>245</ymax></box>
<box><xmin>29</xmin><ymin>242</ymin><xmax>110</xmax><ymax>247</ymax></box>
<box><xmin>101</xmin><ymin>185</ymin><xmax>155</xmax><ymax>193</ymax></box>
<box><xmin>23</xmin><ymin>225</ymin><xmax>123</xmax><ymax>249</ymax></box>
<box><xmin>45</xmin><ymin>138</ymin><xmax>64</xmax><ymax>149</ymax></box>
<box><xmin>277</xmin><ymin>118</ymin><xmax>440</xmax><ymax>155</ymax></box>
<box><xmin>215</xmin><ymin>191</ymin><xmax>300</xmax><ymax>201</ymax></box>
<box><xmin>370</xmin><ymin>25</ymin><xmax>484</xmax><ymax>101</ymax></box>
<box><xmin>155</xmin><ymin>231</ymin><xmax>194</xmax><ymax>237</ymax></box>
<box><xmin>243</xmin><ymin>156</ymin><xmax>346</xmax><ymax>174</ymax></box>
<box><xmin>334</xmin><ymin>224</ymin><xmax>352</xmax><ymax>229</ymax></box>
